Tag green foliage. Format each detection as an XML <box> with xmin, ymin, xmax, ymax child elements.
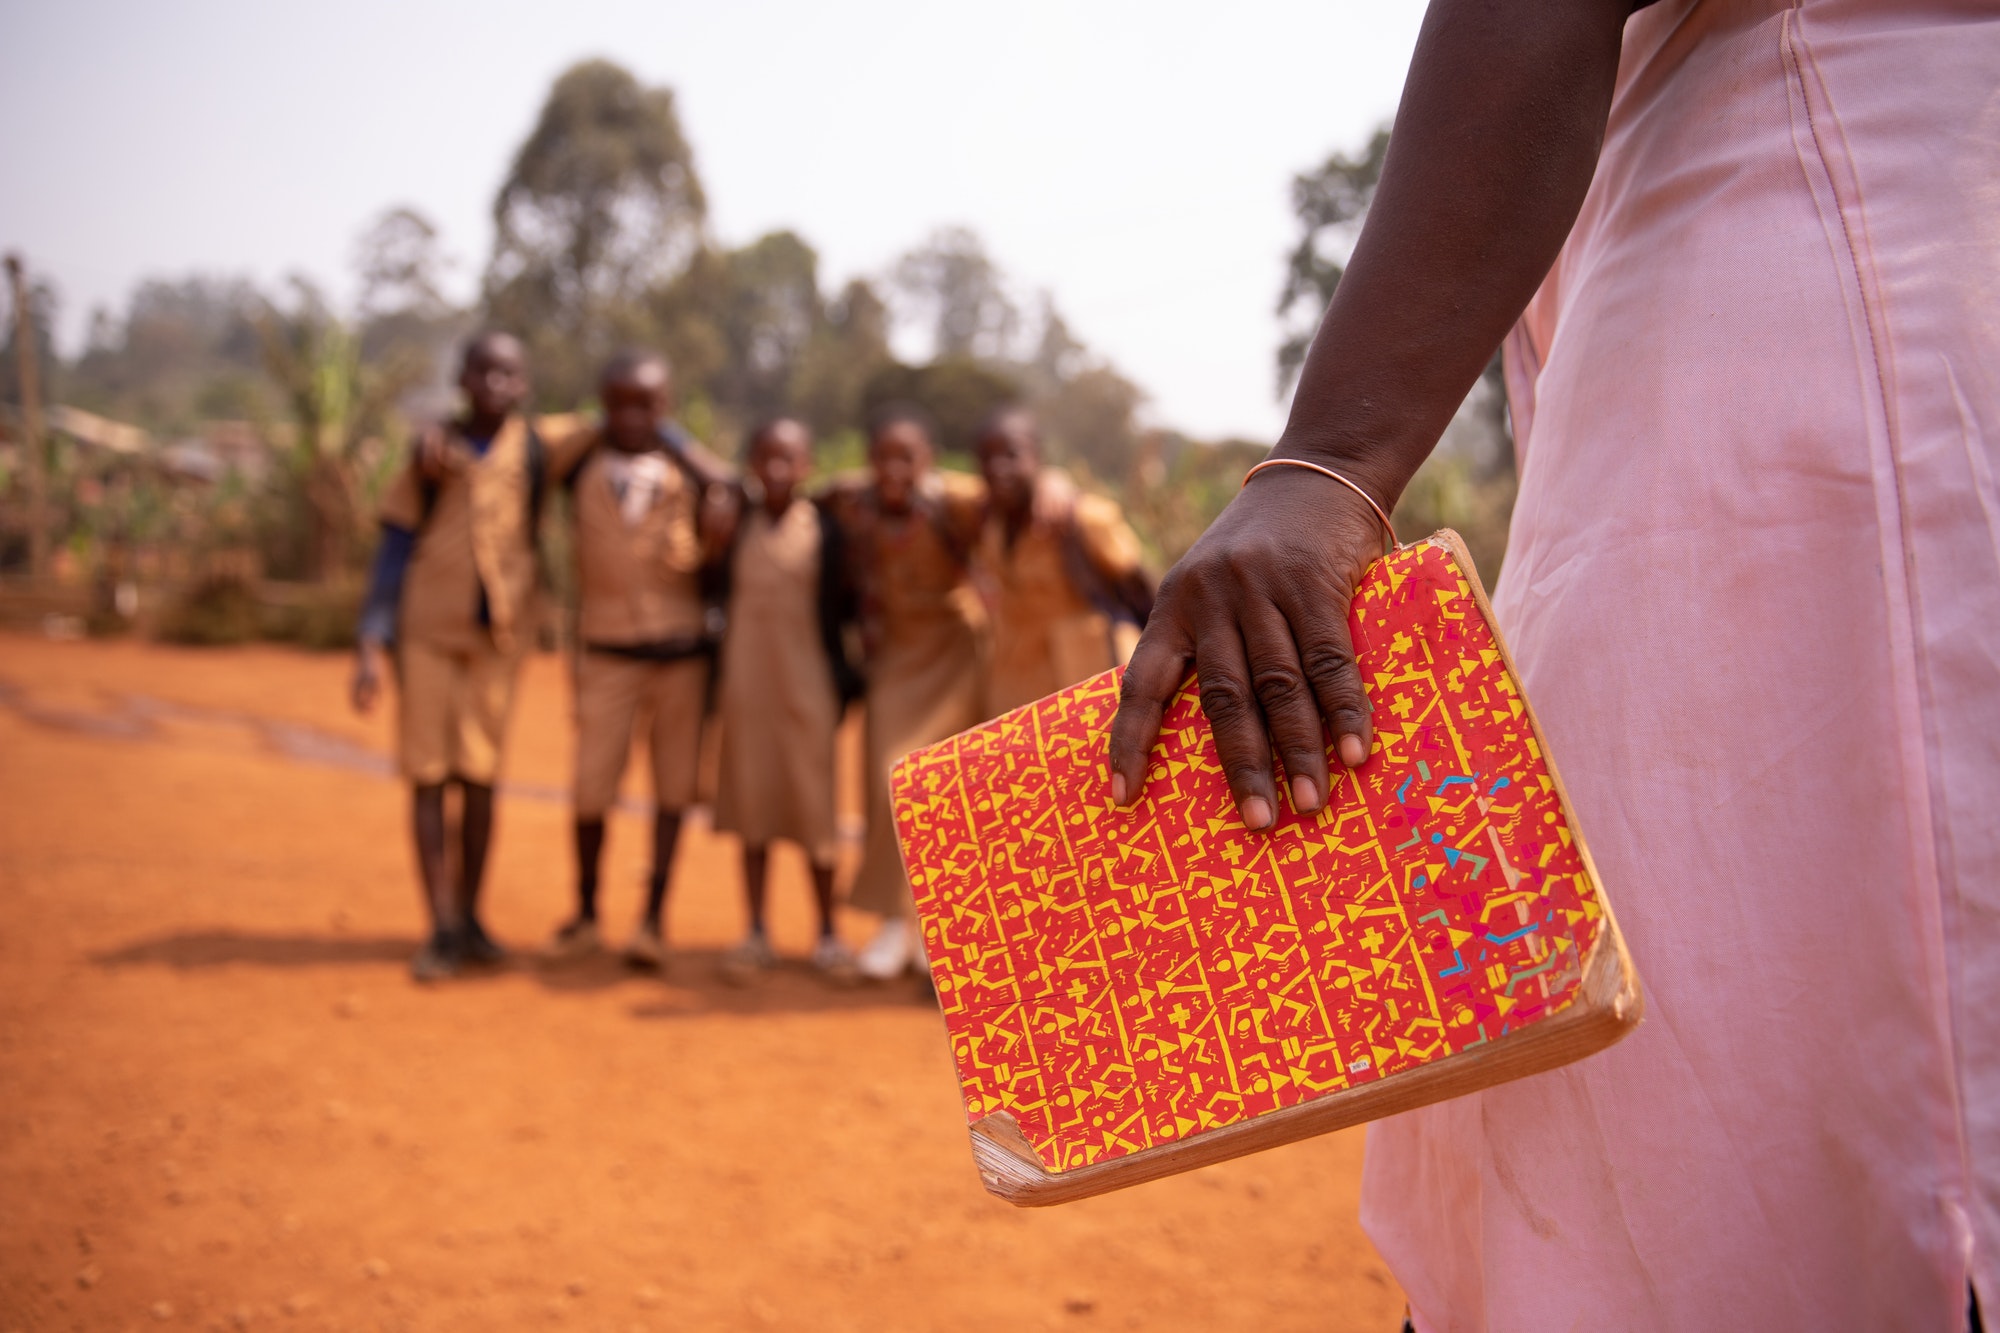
<box><xmin>1122</xmin><ymin>435</ymin><xmax>1268</xmax><ymax>567</ymax></box>
<box><xmin>65</xmin><ymin>276</ymin><xmax>275</xmax><ymax>433</ymax></box>
<box><xmin>809</xmin><ymin>427</ymin><xmax>868</xmax><ymax>480</ymax></box>
<box><xmin>258</xmin><ymin>277</ymin><xmax>427</xmax><ymax>581</ymax></box>
<box><xmin>0</xmin><ymin>271</ymin><xmax>60</xmax><ymax>408</ymax></box>
<box><xmin>1039</xmin><ymin>365</ymin><xmax>1144</xmax><ymax>484</ymax></box>
<box><xmin>1391</xmin><ymin>452</ymin><xmax>1516</xmax><ymax>588</ymax></box>
<box><xmin>157</xmin><ymin>573</ymin><xmax>361</xmax><ymax>649</ymax></box>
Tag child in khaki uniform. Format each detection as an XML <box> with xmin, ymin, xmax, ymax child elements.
<box><xmin>820</xmin><ymin>404</ymin><xmax>988</xmax><ymax>982</ymax></box>
<box><xmin>711</xmin><ymin>418</ymin><xmax>863</xmax><ymax>982</ymax></box>
<box><xmin>352</xmin><ymin>331</ymin><xmax>544</xmax><ymax>981</ymax></box>
<box><xmin>545</xmin><ymin>351</ymin><xmax>732</xmax><ymax>968</ymax></box>
<box><xmin>973</xmin><ymin>407</ymin><xmax>1153</xmax><ymax>716</ymax></box>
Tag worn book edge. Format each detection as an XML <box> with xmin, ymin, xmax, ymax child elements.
<box><xmin>960</xmin><ymin>529</ymin><xmax>1644</xmax><ymax>1206</ymax></box>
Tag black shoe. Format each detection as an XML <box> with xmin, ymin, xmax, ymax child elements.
<box><xmin>410</xmin><ymin>931</ymin><xmax>464</xmax><ymax>983</ymax></box>
<box><xmin>461</xmin><ymin>917</ymin><xmax>508</xmax><ymax>967</ymax></box>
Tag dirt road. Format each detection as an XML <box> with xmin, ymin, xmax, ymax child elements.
<box><xmin>0</xmin><ymin>633</ymin><xmax>1403</xmax><ymax>1333</ymax></box>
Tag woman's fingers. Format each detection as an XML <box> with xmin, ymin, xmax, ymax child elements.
<box><xmin>1196</xmin><ymin>622</ymin><xmax>1285</xmax><ymax>830</ymax></box>
<box><xmin>1107</xmin><ymin>469</ymin><xmax>1386</xmax><ymax>829</ymax></box>
<box><xmin>1107</xmin><ymin>617</ymin><xmax>1190</xmax><ymax>808</ymax></box>
<box><xmin>1238</xmin><ymin>597</ymin><xmax>1331</xmax><ymax>814</ymax></box>
<box><xmin>1280</xmin><ymin>583</ymin><xmax>1375</xmax><ymax>771</ymax></box>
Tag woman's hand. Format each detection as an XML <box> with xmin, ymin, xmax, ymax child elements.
<box><xmin>1108</xmin><ymin>467</ymin><xmax>1386</xmax><ymax>830</ymax></box>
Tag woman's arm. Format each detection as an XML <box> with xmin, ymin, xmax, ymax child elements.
<box><xmin>1109</xmin><ymin>0</ymin><xmax>1640</xmax><ymax>828</ymax></box>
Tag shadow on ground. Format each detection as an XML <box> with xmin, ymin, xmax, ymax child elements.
<box><xmin>92</xmin><ymin>930</ymin><xmax>414</xmax><ymax>969</ymax></box>
<box><xmin>89</xmin><ymin>930</ymin><xmax>936</xmax><ymax>1017</ymax></box>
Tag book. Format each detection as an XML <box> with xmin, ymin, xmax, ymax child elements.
<box><xmin>890</xmin><ymin>529</ymin><xmax>1642</xmax><ymax>1206</ymax></box>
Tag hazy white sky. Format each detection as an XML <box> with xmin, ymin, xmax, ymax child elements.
<box><xmin>0</xmin><ymin>0</ymin><xmax>1426</xmax><ymax>440</ymax></box>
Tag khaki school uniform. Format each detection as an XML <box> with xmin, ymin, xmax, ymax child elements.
<box><xmin>712</xmin><ymin>498</ymin><xmax>844</xmax><ymax>864</ymax></box>
<box><xmin>977</xmin><ymin>469</ymin><xmax>1148</xmax><ymax>717</ymax></box>
<box><xmin>566</xmin><ymin>432</ymin><xmax>720</xmax><ymax>820</ymax></box>
<box><xmin>378</xmin><ymin>416</ymin><xmax>540</xmax><ymax>786</ymax></box>
<box><xmin>829</xmin><ymin>470</ymin><xmax>988</xmax><ymax>920</ymax></box>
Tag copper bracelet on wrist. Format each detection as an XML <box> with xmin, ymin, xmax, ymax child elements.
<box><xmin>1241</xmin><ymin>457</ymin><xmax>1400</xmax><ymax>552</ymax></box>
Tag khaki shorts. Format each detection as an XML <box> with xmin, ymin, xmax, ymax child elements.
<box><xmin>396</xmin><ymin>638</ymin><xmax>524</xmax><ymax>786</ymax></box>
<box><xmin>573</xmin><ymin>651</ymin><xmax>709</xmax><ymax>818</ymax></box>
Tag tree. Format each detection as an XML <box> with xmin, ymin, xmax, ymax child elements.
<box><xmin>1275</xmin><ymin>125</ymin><xmax>1390</xmax><ymax>397</ymax></box>
<box><xmin>353</xmin><ymin>206</ymin><xmax>466</xmax><ymax>418</ymax></box>
<box><xmin>484</xmin><ymin>59</ymin><xmax>707</xmax><ymax>408</ymax></box>
<box><xmin>355</xmin><ymin>206</ymin><xmax>454</xmax><ymax>323</ymax></box>
<box><xmin>66</xmin><ymin>276</ymin><xmax>270</xmax><ymax>431</ymax></box>
<box><xmin>1276</xmin><ymin>124</ymin><xmax>1518</xmax><ymax>584</ymax></box>
<box><xmin>893</xmin><ymin>227</ymin><xmax>1019</xmax><ymax>362</ymax></box>
<box><xmin>0</xmin><ymin>263</ymin><xmax>59</xmax><ymax>410</ymax></box>
<box><xmin>1038</xmin><ymin>364</ymin><xmax>1145</xmax><ymax>483</ymax></box>
<box><xmin>704</xmin><ymin>231</ymin><xmax>824</xmax><ymax>424</ymax></box>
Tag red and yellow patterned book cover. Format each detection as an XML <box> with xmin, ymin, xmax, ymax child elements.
<box><xmin>890</xmin><ymin>531</ymin><xmax>1641</xmax><ymax>1205</ymax></box>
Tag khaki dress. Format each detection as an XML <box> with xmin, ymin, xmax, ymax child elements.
<box><xmin>841</xmin><ymin>472</ymin><xmax>987</xmax><ymax>919</ymax></box>
<box><xmin>713</xmin><ymin>499</ymin><xmax>840</xmax><ymax>863</ymax></box>
<box><xmin>977</xmin><ymin>470</ymin><xmax>1146</xmax><ymax>717</ymax></box>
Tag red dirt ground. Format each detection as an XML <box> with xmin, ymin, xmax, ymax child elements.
<box><xmin>0</xmin><ymin>632</ymin><xmax>1404</xmax><ymax>1333</ymax></box>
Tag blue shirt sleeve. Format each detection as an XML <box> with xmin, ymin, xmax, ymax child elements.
<box><xmin>358</xmin><ymin>523</ymin><xmax>416</xmax><ymax>645</ymax></box>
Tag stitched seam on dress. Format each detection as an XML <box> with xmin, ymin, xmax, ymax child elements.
<box><xmin>1785</xmin><ymin>6</ymin><xmax>1976</xmax><ymax>1308</ymax></box>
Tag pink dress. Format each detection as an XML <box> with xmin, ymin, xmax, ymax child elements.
<box><xmin>1358</xmin><ymin>3</ymin><xmax>2000</xmax><ymax>1328</ymax></box>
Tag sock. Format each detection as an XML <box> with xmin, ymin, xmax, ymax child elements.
<box><xmin>457</xmin><ymin>779</ymin><xmax>494</xmax><ymax>930</ymax></box>
<box><xmin>574</xmin><ymin>817</ymin><xmax>606</xmax><ymax>923</ymax></box>
<box><xmin>810</xmin><ymin>860</ymin><xmax>838</xmax><ymax>940</ymax></box>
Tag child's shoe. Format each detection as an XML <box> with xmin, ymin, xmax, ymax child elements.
<box><xmin>624</xmin><ymin>920</ymin><xmax>668</xmax><ymax>971</ymax></box>
<box><xmin>719</xmin><ymin>930</ymin><xmax>775</xmax><ymax>986</ymax></box>
<box><xmin>543</xmin><ymin>917</ymin><xmax>601</xmax><ymax>961</ymax></box>
<box><xmin>461</xmin><ymin>917</ymin><xmax>508</xmax><ymax>967</ymax></box>
<box><xmin>410</xmin><ymin>930</ymin><xmax>464</xmax><ymax>983</ymax></box>
<box><xmin>856</xmin><ymin>917</ymin><xmax>919</xmax><ymax>981</ymax></box>
<box><xmin>810</xmin><ymin>935</ymin><xmax>860</xmax><ymax>986</ymax></box>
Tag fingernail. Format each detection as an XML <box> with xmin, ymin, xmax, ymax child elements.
<box><xmin>1111</xmin><ymin>773</ymin><xmax>1129</xmax><ymax>806</ymax></box>
<box><xmin>1339</xmin><ymin>735</ymin><xmax>1368</xmax><ymax>768</ymax></box>
<box><xmin>1241</xmin><ymin>796</ymin><xmax>1273</xmax><ymax>831</ymax></box>
<box><xmin>1290</xmin><ymin>775</ymin><xmax>1319</xmax><ymax>812</ymax></box>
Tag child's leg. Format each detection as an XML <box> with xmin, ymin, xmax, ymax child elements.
<box><xmin>809</xmin><ymin>858</ymin><xmax>838</xmax><ymax>940</ymax></box>
<box><xmin>742</xmin><ymin>842</ymin><xmax>771</xmax><ymax>937</ymax></box>
<box><xmin>457</xmin><ymin>779</ymin><xmax>497</xmax><ymax>952</ymax></box>
<box><xmin>569</xmin><ymin>652</ymin><xmax>642</xmax><ymax>931</ymax></box>
<box><xmin>640</xmin><ymin>657</ymin><xmax>706</xmax><ymax>933</ymax></box>
<box><xmin>805</xmin><ymin>850</ymin><xmax>855</xmax><ymax>979</ymax></box>
<box><xmin>641</xmin><ymin>808</ymin><xmax>683</xmax><ymax>930</ymax></box>
<box><xmin>447</xmin><ymin>641</ymin><xmax>520</xmax><ymax>942</ymax></box>
<box><xmin>719</xmin><ymin>840</ymin><xmax>774</xmax><ymax>982</ymax></box>
<box><xmin>411</xmin><ymin>781</ymin><xmax>453</xmax><ymax>933</ymax></box>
